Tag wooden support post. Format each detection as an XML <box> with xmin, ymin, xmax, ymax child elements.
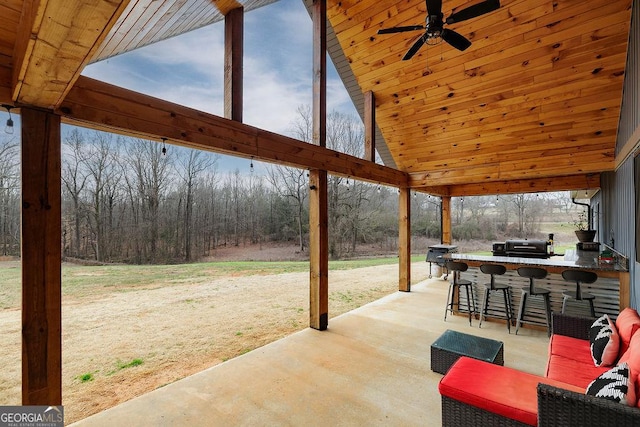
<box><xmin>364</xmin><ymin>91</ymin><xmax>375</xmax><ymax>162</ymax></box>
<box><xmin>309</xmin><ymin>170</ymin><xmax>328</xmax><ymax>330</ymax></box>
<box><xmin>21</xmin><ymin>108</ymin><xmax>62</xmax><ymax>405</ymax></box>
<box><xmin>224</xmin><ymin>7</ymin><xmax>243</xmax><ymax>122</ymax></box>
<box><xmin>442</xmin><ymin>196</ymin><xmax>452</xmax><ymax>245</ymax></box>
<box><xmin>399</xmin><ymin>187</ymin><xmax>411</xmax><ymax>292</ymax></box>
<box><xmin>310</xmin><ymin>0</ymin><xmax>328</xmax><ymax>330</ymax></box>
<box><xmin>312</xmin><ymin>0</ymin><xmax>326</xmax><ymax>148</ymax></box>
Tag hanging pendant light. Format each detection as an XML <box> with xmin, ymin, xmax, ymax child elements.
<box><xmin>2</xmin><ymin>105</ymin><xmax>14</xmax><ymax>135</ymax></box>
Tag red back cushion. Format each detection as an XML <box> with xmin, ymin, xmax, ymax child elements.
<box><xmin>619</xmin><ymin>330</ymin><xmax>640</xmax><ymax>377</ymax></box>
<box><xmin>616</xmin><ymin>308</ymin><xmax>640</xmax><ymax>355</ymax></box>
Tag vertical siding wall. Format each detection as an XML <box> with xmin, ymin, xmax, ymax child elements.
<box><xmin>616</xmin><ymin>0</ymin><xmax>640</xmax><ymax>152</ymax></box>
<box><xmin>602</xmin><ymin>0</ymin><xmax>639</xmax><ymax>308</ymax></box>
<box><xmin>600</xmin><ymin>163</ymin><xmax>636</xmax><ymax>307</ymax></box>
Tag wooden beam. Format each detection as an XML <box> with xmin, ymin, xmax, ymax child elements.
<box><xmin>309</xmin><ymin>169</ymin><xmax>328</xmax><ymax>330</ymax></box>
<box><xmin>398</xmin><ymin>187</ymin><xmax>410</xmax><ymax>292</ymax></box>
<box><xmin>415</xmin><ymin>173</ymin><xmax>602</xmax><ymax>197</ymax></box>
<box><xmin>441</xmin><ymin>196</ymin><xmax>451</xmax><ymax>245</ymax></box>
<box><xmin>58</xmin><ymin>76</ymin><xmax>408</xmax><ymax>187</ymax></box>
<box><xmin>12</xmin><ymin>0</ymin><xmax>130</xmax><ymax>108</ymax></box>
<box><xmin>309</xmin><ymin>0</ymin><xmax>328</xmax><ymax>331</ymax></box>
<box><xmin>21</xmin><ymin>108</ymin><xmax>61</xmax><ymax>405</ymax></box>
<box><xmin>224</xmin><ymin>7</ymin><xmax>243</xmax><ymax>122</ymax></box>
<box><xmin>364</xmin><ymin>90</ymin><xmax>375</xmax><ymax>162</ymax></box>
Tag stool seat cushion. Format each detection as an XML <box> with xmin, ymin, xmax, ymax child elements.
<box><xmin>439</xmin><ymin>356</ymin><xmax>584</xmax><ymax>426</ymax></box>
<box><xmin>455</xmin><ymin>279</ymin><xmax>472</xmax><ymax>286</ymax></box>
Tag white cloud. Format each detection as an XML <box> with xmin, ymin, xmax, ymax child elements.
<box><xmin>82</xmin><ymin>0</ymin><xmax>359</xmax><ymax>170</ymax></box>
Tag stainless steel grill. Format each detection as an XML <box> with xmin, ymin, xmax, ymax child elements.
<box><xmin>426</xmin><ymin>244</ymin><xmax>458</xmax><ymax>278</ymax></box>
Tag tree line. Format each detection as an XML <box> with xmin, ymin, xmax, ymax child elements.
<box><xmin>0</xmin><ymin>107</ymin><xmax>579</xmax><ymax>264</ymax></box>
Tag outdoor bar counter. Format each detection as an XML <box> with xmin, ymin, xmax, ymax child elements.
<box><xmin>443</xmin><ymin>249</ymin><xmax>630</xmax><ymax>323</ymax></box>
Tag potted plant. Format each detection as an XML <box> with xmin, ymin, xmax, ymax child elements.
<box><xmin>573</xmin><ymin>211</ymin><xmax>596</xmax><ymax>242</ymax></box>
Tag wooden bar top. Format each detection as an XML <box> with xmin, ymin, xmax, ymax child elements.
<box><xmin>444</xmin><ymin>250</ymin><xmax>630</xmax><ymax>309</ymax></box>
<box><xmin>445</xmin><ymin>250</ymin><xmax>628</xmax><ymax>279</ymax></box>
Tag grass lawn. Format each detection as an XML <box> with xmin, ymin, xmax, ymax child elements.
<box><xmin>0</xmin><ymin>255</ymin><xmax>425</xmax><ymax>310</ymax></box>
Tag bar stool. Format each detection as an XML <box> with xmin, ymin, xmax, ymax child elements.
<box><xmin>515</xmin><ymin>267</ymin><xmax>552</xmax><ymax>336</ymax></box>
<box><xmin>561</xmin><ymin>270</ymin><xmax>597</xmax><ymax>317</ymax></box>
<box><xmin>444</xmin><ymin>261</ymin><xmax>476</xmax><ymax>326</ymax></box>
<box><xmin>478</xmin><ymin>264</ymin><xmax>513</xmax><ymax>333</ymax></box>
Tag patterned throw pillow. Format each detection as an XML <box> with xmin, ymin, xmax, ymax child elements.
<box><xmin>590</xmin><ymin>314</ymin><xmax>620</xmax><ymax>366</ymax></box>
<box><xmin>586</xmin><ymin>362</ymin><xmax>636</xmax><ymax>406</ymax></box>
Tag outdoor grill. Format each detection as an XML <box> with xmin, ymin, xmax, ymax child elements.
<box><xmin>426</xmin><ymin>244</ymin><xmax>458</xmax><ymax>278</ymax></box>
<box><xmin>504</xmin><ymin>239</ymin><xmax>549</xmax><ymax>259</ymax></box>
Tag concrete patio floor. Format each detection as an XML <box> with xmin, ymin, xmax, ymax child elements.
<box><xmin>71</xmin><ymin>276</ymin><xmax>550</xmax><ymax>426</ymax></box>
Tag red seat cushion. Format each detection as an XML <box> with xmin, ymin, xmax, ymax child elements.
<box><xmin>546</xmin><ymin>335</ymin><xmax>610</xmax><ymax>387</ymax></box>
<box><xmin>546</xmin><ymin>353</ymin><xmax>609</xmax><ymax>388</ymax></box>
<box><xmin>548</xmin><ymin>334</ymin><xmax>594</xmax><ymax>365</ymax></box>
<box><xmin>439</xmin><ymin>357</ymin><xmax>584</xmax><ymax>426</ymax></box>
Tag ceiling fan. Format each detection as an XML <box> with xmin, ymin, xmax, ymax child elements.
<box><xmin>377</xmin><ymin>0</ymin><xmax>501</xmax><ymax>60</ymax></box>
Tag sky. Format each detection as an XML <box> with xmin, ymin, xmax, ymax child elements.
<box><xmin>0</xmin><ymin>0</ymin><xmax>357</xmax><ymax>174</ymax></box>
<box><xmin>78</xmin><ymin>0</ymin><xmax>357</xmax><ymax>173</ymax></box>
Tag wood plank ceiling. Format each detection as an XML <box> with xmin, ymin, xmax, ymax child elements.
<box><xmin>0</xmin><ymin>0</ymin><xmax>277</xmax><ymax>108</ymax></box>
<box><xmin>92</xmin><ymin>0</ymin><xmax>278</xmax><ymax>62</ymax></box>
<box><xmin>326</xmin><ymin>0</ymin><xmax>633</xmax><ymax>195</ymax></box>
<box><xmin>0</xmin><ymin>0</ymin><xmax>634</xmax><ymax>196</ymax></box>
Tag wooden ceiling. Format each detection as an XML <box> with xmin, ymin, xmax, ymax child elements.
<box><xmin>0</xmin><ymin>0</ymin><xmax>635</xmax><ymax>196</ymax></box>
<box><xmin>92</xmin><ymin>0</ymin><xmax>278</xmax><ymax>62</ymax></box>
<box><xmin>326</xmin><ymin>0</ymin><xmax>633</xmax><ymax>194</ymax></box>
<box><xmin>0</xmin><ymin>0</ymin><xmax>276</xmax><ymax>108</ymax></box>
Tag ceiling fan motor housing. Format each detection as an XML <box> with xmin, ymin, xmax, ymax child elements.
<box><xmin>426</xmin><ymin>13</ymin><xmax>444</xmax><ymax>39</ymax></box>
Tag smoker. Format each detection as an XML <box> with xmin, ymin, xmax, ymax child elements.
<box><xmin>426</xmin><ymin>244</ymin><xmax>458</xmax><ymax>279</ymax></box>
<box><xmin>504</xmin><ymin>239</ymin><xmax>549</xmax><ymax>259</ymax></box>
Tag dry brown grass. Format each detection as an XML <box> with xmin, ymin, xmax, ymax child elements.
<box><xmin>0</xmin><ymin>254</ymin><xmax>430</xmax><ymax>424</ymax></box>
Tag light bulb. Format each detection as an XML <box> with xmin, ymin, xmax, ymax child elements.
<box><xmin>5</xmin><ymin>118</ymin><xmax>13</xmax><ymax>134</ymax></box>
<box><xmin>161</xmin><ymin>137</ymin><xmax>167</xmax><ymax>156</ymax></box>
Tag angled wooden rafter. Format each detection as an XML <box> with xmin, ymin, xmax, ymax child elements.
<box><xmin>12</xmin><ymin>0</ymin><xmax>130</xmax><ymax>108</ymax></box>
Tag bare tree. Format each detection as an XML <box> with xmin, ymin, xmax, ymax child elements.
<box><xmin>266</xmin><ymin>166</ymin><xmax>308</xmax><ymax>251</ymax></box>
<box><xmin>174</xmin><ymin>147</ymin><xmax>217</xmax><ymax>261</ymax></box>
<box><xmin>62</xmin><ymin>129</ymin><xmax>89</xmax><ymax>258</ymax></box>
<box><xmin>0</xmin><ymin>135</ymin><xmax>19</xmax><ymax>256</ymax></box>
<box><xmin>123</xmin><ymin>138</ymin><xmax>171</xmax><ymax>262</ymax></box>
<box><xmin>83</xmin><ymin>132</ymin><xmax>122</xmax><ymax>261</ymax></box>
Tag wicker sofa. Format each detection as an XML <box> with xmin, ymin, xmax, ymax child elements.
<box><xmin>438</xmin><ymin>312</ymin><xmax>640</xmax><ymax>426</ymax></box>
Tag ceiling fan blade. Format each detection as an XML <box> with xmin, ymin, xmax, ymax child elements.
<box><xmin>426</xmin><ymin>0</ymin><xmax>443</xmax><ymax>16</ymax></box>
<box><xmin>442</xmin><ymin>29</ymin><xmax>471</xmax><ymax>51</ymax></box>
<box><xmin>446</xmin><ymin>0</ymin><xmax>500</xmax><ymax>25</ymax></box>
<box><xmin>378</xmin><ymin>25</ymin><xmax>424</xmax><ymax>35</ymax></box>
<box><xmin>403</xmin><ymin>35</ymin><xmax>426</xmax><ymax>60</ymax></box>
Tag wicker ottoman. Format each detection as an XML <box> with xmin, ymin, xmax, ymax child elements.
<box><xmin>431</xmin><ymin>329</ymin><xmax>504</xmax><ymax>374</ymax></box>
